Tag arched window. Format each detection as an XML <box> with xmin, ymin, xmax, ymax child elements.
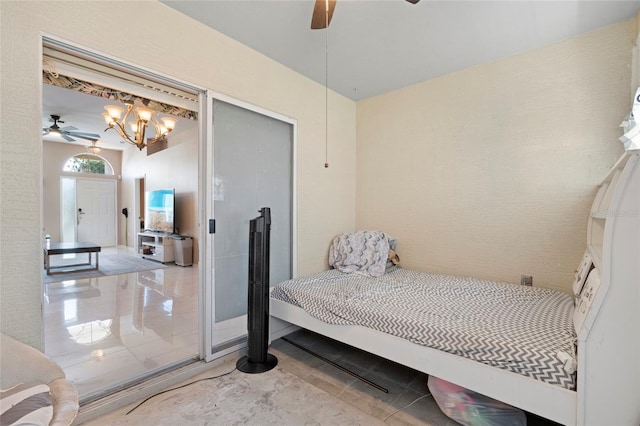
<box><xmin>63</xmin><ymin>154</ymin><xmax>114</xmax><ymax>175</ymax></box>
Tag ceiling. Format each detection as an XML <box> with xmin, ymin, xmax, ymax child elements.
<box><xmin>43</xmin><ymin>0</ymin><xmax>640</xmax><ymax>150</ymax></box>
<box><xmin>161</xmin><ymin>0</ymin><xmax>640</xmax><ymax>101</ymax></box>
<box><xmin>42</xmin><ymin>84</ymin><xmax>126</xmax><ymax>150</ymax></box>
<box><xmin>42</xmin><ymin>84</ymin><xmax>191</xmax><ymax>152</ymax></box>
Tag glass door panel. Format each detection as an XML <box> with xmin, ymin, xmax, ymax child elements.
<box><xmin>211</xmin><ymin>99</ymin><xmax>292</xmax><ymax>349</ymax></box>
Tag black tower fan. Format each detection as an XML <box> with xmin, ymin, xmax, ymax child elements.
<box><xmin>236</xmin><ymin>207</ymin><xmax>278</xmax><ymax>373</ymax></box>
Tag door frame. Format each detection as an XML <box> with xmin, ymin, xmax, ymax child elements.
<box><xmin>43</xmin><ymin>34</ymin><xmax>209</xmax><ymax>363</ymax></box>
<box><xmin>203</xmin><ymin>89</ymin><xmax>298</xmax><ymax>361</ymax></box>
<box><xmin>134</xmin><ymin>176</ymin><xmax>146</xmax><ymax>250</ymax></box>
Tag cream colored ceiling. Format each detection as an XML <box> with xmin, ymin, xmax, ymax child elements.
<box><xmin>161</xmin><ymin>0</ymin><xmax>640</xmax><ymax>101</ymax></box>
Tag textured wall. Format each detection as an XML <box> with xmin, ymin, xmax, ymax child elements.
<box><xmin>356</xmin><ymin>21</ymin><xmax>632</xmax><ymax>293</ymax></box>
<box><xmin>0</xmin><ymin>1</ymin><xmax>356</xmax><ymax>346</ymax></box>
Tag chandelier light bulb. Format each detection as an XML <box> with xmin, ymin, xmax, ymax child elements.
<box><xmin>104</xmin><ymin>105</ymin><xmax>124</xmax><ymax>120</ymax></box>
<box><xmin>161</xmin><ymin>117</ymin><xmax>177</xmax><ymax>132</ymax></box>
<box><xmin>102</xmin><ymin>112</ymin><xmax>115</xmax><ymax>126</ymax></box>
<box><xmin>136</xmin><ymin>107</ymin><xmax>153</xmax><ymax>123</ymax></box>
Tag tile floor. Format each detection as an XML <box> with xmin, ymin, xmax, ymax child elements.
<box><xmin>84</xmin><ymin>358</ymin><xmax>384</xmax><ymax>425</ymax></box>
<box><xmin>43</xmin><ymin>248</ymin><xmax>199</xmax><ymax>402</ymax></box>
<box><xmin>43</xmin><ymin>248</ymin><xmax>560</xmax><ymax>424</ymax></box>
<box><xmin>85</xmin><ymin>329</ymin><xmax>560</xmax><ymax>425</ymax></box>
<box><xmin>272</xmin><ymin>330</ymin><xmax>558</xmax><ymax>426</ymax></box>
<box><xmin>272</xmin><ymin>329</ymin><xmax>453</xmax><ymax>425</ymax></box>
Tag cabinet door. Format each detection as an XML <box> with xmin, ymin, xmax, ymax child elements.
<box><xmin>210</xmin><ymin>99</ymin><xmax>293</xmax><ymax>349</ymax></box>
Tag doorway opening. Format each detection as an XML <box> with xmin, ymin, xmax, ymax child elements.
<box><xmin>42</xmin><ymin>37</ymin><xmax>204</xmax><ymax>403</ymax></box>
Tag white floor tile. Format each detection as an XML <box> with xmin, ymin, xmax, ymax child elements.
<box><xmin>43</xmin><ymin>250</ymin><xmax>199</xmax><ymax>400</ymax></box>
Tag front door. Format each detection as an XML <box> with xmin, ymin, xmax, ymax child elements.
<box><xmin>61</xmin><ymin>177</ymin><xmax>117</xmax><ymax>246</ymax></box>
<box><xmin>77</xmin><ymin>179</ymin><xmax>117</xmax><ymax>246</ymax></box>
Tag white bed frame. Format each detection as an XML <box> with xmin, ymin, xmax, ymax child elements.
<box><xmin>270</xmin><ymin>153</ymin><xmax>640</xmax><ymax>425</ymax></box>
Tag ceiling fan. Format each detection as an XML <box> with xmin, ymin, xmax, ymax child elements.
<box><xmin>42</xmin><ymin>114</ymin><xmax>101</xmax><ymax>142</ymax></box>
<box><xmin>311</xmin><ymin>0</ymin><xmax>420</xmax><ymax>29</ymax></box>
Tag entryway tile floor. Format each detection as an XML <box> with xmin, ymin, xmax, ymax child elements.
<box><xmin>43</xmin><ymin>250</ymin><xmax>199</xmax><ymax>402</ymax></box>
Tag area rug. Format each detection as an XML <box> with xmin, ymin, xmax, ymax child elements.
<box><xmin>84</xmin><ymin>366</ymin><xmax>382</xmax><ymax>425</ymax></box>
<box><xmin>43</xmin><ymin>252</ymin><xmax>167</xmax><ymax>284</ymax></box>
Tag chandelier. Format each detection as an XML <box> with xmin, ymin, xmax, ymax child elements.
<box><xmin>102</xmin><ymin>103</ymin><xmax>177</xmax><ymax>150</ymax></box>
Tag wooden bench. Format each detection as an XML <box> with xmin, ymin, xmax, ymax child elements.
<box><xmin>43</xmin><ymin>242</ymin><xmax>101</xmax><ymax>275</ymax></box>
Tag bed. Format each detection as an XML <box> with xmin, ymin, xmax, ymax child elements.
<box><xmin>272</xmin><ymin>268</ymin><xmax>577</xmax><ymax>391</ymax></box>
<box><xmin>270</xmin><ymin>153</ymin><xmax>640</xmax><ymax>425</ymax></box>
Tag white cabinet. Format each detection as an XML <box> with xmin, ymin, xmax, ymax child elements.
<box><xmin>137</xmin><ymin>232</ymin><xmax>174</xmax><ymax>264</ymax></box>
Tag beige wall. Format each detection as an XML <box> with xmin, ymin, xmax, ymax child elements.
<box><xmin>356</xmin><ymin>21</ymin><xmax>632</xmax><ymax>293</ymax></box>
<box><xmin>632</xmin><ymin>12</ymin><xmax>640</xmax><ymax>94</ymax></box>
<box><xmin>120</xmin><ymin>118</ymin><xmax>200</xmax><ymax>262</ymax></box>
<box><xmin>42</xmin><ymin>141</ymin><xmax>122</xmax><ymax>243</ymax></box>
<box><xmin>0</xmin><ymin>1</ymin><xmax>356</xmax><ymax>346</ymax></box>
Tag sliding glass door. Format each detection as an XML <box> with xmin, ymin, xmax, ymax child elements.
<box><xmin>208</xmin><ymin>97</ymin><xmax>293</xmax><ymax>353</ymax></box>
<box><xmin>43</xmin><ymin>37</ymin><xmax>205</xmax><ymax>400</ymax></box>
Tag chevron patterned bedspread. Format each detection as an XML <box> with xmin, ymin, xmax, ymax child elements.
<box><xmin>271</xmin><ymin>268</ymin><xmax>577</xmax><ymax>390</ymax></box>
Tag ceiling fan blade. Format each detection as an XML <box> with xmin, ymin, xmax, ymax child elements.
<box><xmin>61</xmin><ymin>134</ymin><xmax>76</xmax><ymax>142</ymax></box>
<box><xmin>67</xmin><ymin>135</ymin><xmax>99</xmax><ymax>142</ymax></box>
<box><xmin>59</xmin><ymin>125</ymin><xmax>78</xmax><ymax>132</ymax></box>
<box><xmin>405</xmin><ymin>0</ymin><xmax>420</xmax><ymax>4</ymax></box>
<box><xmin>311</xmin><ymin>0</ymin><xmax>336</xmax><ymax>30</ymax></box>
<box><xmin>68</xmin><ymin>131</ymin><xmax>101</xmax><ymax>140</ymax></box>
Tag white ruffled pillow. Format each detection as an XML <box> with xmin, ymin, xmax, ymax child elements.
<box><xmin>329</xmin><ymin>230</ymin><xmax>390</xmax><ymax>277</ymax></box>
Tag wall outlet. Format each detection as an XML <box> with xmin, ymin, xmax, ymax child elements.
<box><xmin>521</xmin><ymin>275</ymin><xmax>533</xmax><ymax>286</ymax></box>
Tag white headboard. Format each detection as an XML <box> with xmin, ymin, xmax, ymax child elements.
<box><xmin>578</xmin><ymin>152</ymin><xmax>640</xmax><ymax>425</ymax></box>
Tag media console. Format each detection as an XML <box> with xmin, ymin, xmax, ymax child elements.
<box><xmin>137</xmin><ymin>231</ymin><xmax>174</xmax><ymax>264</ymax></box>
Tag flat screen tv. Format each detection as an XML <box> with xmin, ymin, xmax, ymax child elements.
<box><xmin>144</xmin><ymin>189</ymin><xmax>175</xmax><ymax>233</ymax></box>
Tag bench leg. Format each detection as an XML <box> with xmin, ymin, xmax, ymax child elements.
<box><xmin>87</xmin><ymin>252</ymin><xmax>99</xmax><ymax>271</ymax></box>
<box><xmin>45</xmin><ymin>253</ymin><xmax>51</xmax><ymax>275</ymax></box>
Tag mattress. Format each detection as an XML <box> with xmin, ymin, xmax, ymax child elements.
<box><xmin>271</xmin><ymin>268</ymin><xmax>577</xmax><ymax>390</ymax></box>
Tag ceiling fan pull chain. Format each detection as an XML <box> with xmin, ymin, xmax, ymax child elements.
<box><xmin>324</xmin><ymin>0</ymin><xmax>329</xmax><ymax>169</ymax></box>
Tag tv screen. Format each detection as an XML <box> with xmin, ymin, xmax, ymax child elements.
<box><xmin>145</xmin><ymin>189</ymin><xmax>175</xmax><ymax>233</ymax></box>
